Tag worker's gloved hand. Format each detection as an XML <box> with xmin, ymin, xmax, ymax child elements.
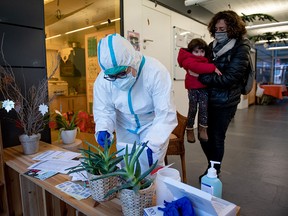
<box><xmin>147</xmin><ymin>147</ymin><xmax>153</xmax><ymax>167</ymax></box>
<box><xmin>141</xmin><ymin>141</ymin><xmax>153</xmax><ymax>167</ymax></box>
<box><xmin>97</xmin><ymin>131</ymin><xmax>111</xmax><ymax>148</ymax></box>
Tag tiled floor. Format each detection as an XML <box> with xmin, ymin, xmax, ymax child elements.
<box><xmin>166</xmin><ymin>100</ymin><xmax>288</xmax><ymax>216</ymax></box>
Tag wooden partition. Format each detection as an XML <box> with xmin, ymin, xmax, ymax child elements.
<box><xmin>0</xmin><ymin>123</ymin><xmax>9</xmax><ymax>216</ymax></box>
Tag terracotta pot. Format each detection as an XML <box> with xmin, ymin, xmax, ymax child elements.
<box><xmin>61</xmin><ymin>128</ymin><xmax>77</xmax><ymax>144</ymax></box>
<box><xmin>19</xmin><ymin>133</ymin><xmax>41</xmax><ymax>155</ymax></box>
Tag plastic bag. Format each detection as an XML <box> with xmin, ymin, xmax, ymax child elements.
<box><xmin>256</xmin><ymin>84</ymin><xmax>264</xmax><ymax>97</ymax></box>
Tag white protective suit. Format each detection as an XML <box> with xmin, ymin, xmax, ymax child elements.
<box><xmin>93</xmin><ymin>33</ymin><xmax>177</xmax><ymax>166</ymax></box>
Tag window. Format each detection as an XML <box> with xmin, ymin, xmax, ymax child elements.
<box><xmin>44</xmin><ymin>0</ymin><xmax>122</xmax><ymax>114</ymax></box>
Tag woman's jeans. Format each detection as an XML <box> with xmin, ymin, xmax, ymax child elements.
<box><xmin>200</xmin><ymin>105</ymin><xmax>237</xmax><ymax>172</ymax></box>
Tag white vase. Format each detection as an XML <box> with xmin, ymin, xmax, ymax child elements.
<box><xmin>61</xmin><ymin>128</ymin><xmax>77</xmax><ymax>144</ymax></box>
<box><xmin>19</xmin><ymin>133</ymin><xmax>41</xmax><ymax>155</ymax></box>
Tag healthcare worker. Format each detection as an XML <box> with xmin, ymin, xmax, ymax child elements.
<box><xmin>93</xmin><ymin>33</ymin><xmax>177</xmax><ymax>169</ymax></box>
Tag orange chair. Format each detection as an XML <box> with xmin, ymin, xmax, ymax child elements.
<box><xmin>164</xmin><ymin>111</ymin><xmax>188</xmax><ymax>183</ymax></box>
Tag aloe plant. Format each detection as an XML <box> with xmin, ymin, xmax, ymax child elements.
<box><xmin>94</xmin><ymin>141</ymin><xmax>158</xmax><ymax>197</ymax></box>
<box><xmin>67</xmin><ymin>139</ymin><xmax>124</xmax><ymax>175</ymax></box>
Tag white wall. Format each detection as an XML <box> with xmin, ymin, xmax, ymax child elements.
<box><xmin>124</xmin><ymin>0</ymin><xmax>211</xmax><ymax>116</ymax></box>
<box><xmin>170</xmin><ymin>12</ymin><xmax>212</xmax><ymax>116</ymax></box>
<box><xmin>123</xmin><ymin>0</ymin><xmax>249</xmax><ymax>112</ymax></box>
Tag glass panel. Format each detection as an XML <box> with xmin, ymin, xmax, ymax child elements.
<box><xmin>45</xmin><ymin>0</ymin><xmax>121</xmax><ymax>113</ymax></box>
<box><xmin>256</xmin><ymin>44</ymin><xmax>288</xmax><ymax>85</ymax></box>
<box><xmin>273</xmin><ymin>58</ymin><xmax>288</xmax><ymax>85</ymax></box>
<box><xmin>44</xmin><ymin>0</ymin><xmax>121</xmax><ymax>142</ymax></box>
<box><xmin>255</xmin><ymin>44</ymin><xmax>272</xmax><ymax>84</ymax></box>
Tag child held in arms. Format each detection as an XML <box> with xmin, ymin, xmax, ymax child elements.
<box><xmin>177</xmin><ymin>38</ymin><xmax>222</xmax><ymax>143</ymax></box>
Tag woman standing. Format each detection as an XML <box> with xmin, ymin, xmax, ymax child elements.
<box><xmin>198</xmin><ymin>10</ymin><xmax>251</xmax><ymax>180</ymax></box>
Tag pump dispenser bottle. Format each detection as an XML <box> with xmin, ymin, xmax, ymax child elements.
<box><xmin>200</xmin><ymin>161</ymin><xmax>222</xmax><ymax>198</ymax></box>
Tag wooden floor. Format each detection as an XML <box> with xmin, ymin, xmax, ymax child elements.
<box><xmin>166</xmin><ymin>99</ymin><xmax>288</xmax><ymax>216</ymax></box>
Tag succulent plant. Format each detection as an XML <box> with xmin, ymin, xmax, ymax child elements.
<box><xmin>94</xmin><ymin>141</ymin><xmax>157</xmax><ymax>197</ymax></box>
<box><xmin>67</xmin><ymin>139</ymin><xmax>124</xmax><ymax>175</ymax></box>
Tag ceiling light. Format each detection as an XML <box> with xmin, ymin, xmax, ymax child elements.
<box><xmin>65</xmin><ymin>25</ymin><xmax>95</xmax><ymax>35</ymax></box>
<box><xmin>45</xmin><ymin>18</ymin><xmax>121</xmax><ymax>40</ymax></box>
<box><xmin>255</xmin><ymin>38</ymin><xmax>288</xmax><ymax>44</ymax></box>
<box><xmin>266</xmin><ymin>46</ymin><xmax>288</xmax><ymax>50</ymax></box>
<box><xmin>184</xmin><ymin>0</ymin><xmax>209</xmax><ymax>6</ymax></box>
<box><xmin>246</xmin><ymin>21</ymin><xmax>288</xmax><ymax>30</ymax></box>
<box><xmin>44</xmin><ymin>0</ymin><xmax>54</xmax><ymax>4</ymax></box>
<box><xmin>46</xmin><ymin>34</ymin><xmax>61</xmax><ymax>40</ymax></box>
<box><xmin>100</xmin><ymin>18</ymin><xmax>121</xmax><ymax>25</ymax></box>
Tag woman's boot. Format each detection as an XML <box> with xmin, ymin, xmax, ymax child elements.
<box><xmin>198</xmin><ymin>125</ymin><xmax>208</xmax><ymax>142</ymax></box>
<box><xmin>186</xmin><ymin>128</ymin><xmax>195</xmax><ymax>143</ymax></box>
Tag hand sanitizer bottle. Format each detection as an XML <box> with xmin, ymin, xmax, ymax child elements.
<box><xmin>201</xmin><ymin>161</ymin><xmax>222</xmax><ymax>198</ymax></box>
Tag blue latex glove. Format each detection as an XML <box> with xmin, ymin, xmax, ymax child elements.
<box><xmin>158</xmin><ymin>201</ymin><xmax>179</xmax><ymax>216</ymax></box>
<box><xmin>97</xmin><ymin>131</ymin><xmax>111</xmax><ymax>147</ymax></box>
<box><xmin>158</xmin><ymin>197</ymin><xmax>195</xmax><ymax>216</ymax></box>
<box><xmin>147</xmin><ymin>147</ymin><xmax>153</xmax><ymax>167</ymax></box>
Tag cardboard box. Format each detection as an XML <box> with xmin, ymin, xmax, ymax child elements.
<box><xmin>144</xmin><ymin>177</ymin><xmax>237</xmax><ymax>216</ymax></box>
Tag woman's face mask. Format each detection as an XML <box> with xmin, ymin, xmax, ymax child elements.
<box><xmin>113</xmin><ymin>71</ymin><xmax>136</xmax><ymax>91</ymax></box>
<box><xmin>215</xmin><ymin>32</ymin><xmax>229</xmax><ymax>43</ymax></box>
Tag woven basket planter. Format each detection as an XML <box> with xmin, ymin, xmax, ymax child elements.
<box><xmin>119</xmin><ymin>183</ymin><xmax>155</xmax><ymax>216</ymax></box>
<box><xmin>87</xmin><ymin>172</ymin><xmax>118</xmax><ymax>202</ymax></box>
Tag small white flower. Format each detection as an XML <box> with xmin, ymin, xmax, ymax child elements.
<box><xmin>39</xmin><ymin>103</ymin><xmax>48</xmax><ymax>116</ymax></box>
<box><xmin>2</xmin><ymin>99</ymin><xmax>15</xmax><ymax>112</ymax></box>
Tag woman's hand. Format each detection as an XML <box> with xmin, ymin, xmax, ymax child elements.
<box><xmin>215</xmin><ymin>68</ymin><xmax>222</xmax><ymax>76</ymax></box>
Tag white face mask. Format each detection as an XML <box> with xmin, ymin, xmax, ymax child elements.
<box><xmin>215</xmin><ymin>32</ymin><xmax>229</xmax><ymax>43</ymax></box>
<box><xmin>113</xmin><ymin>72</ymin><xmax>136</xmax><ymax>91</ymax></box>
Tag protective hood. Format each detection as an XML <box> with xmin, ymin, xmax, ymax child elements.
<box><xmin>97</xmin><ymin>33</ymin><xmax>142</xmax><ymax>75</ymax></box>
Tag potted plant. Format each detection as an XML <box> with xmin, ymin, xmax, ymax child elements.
<box><xmin>0</xmin><ymin>58</ymin><xmax>58</xmax><ymax>155</ymax></box>
<box><xmin>67</xmin><ymin>140</ymin><xmax>124</xmax><ymax>202</ymax></box>
<box><xmin>50</xmin><ymin>110</ymin><xmax>81</xmax><ymax>144</ymax></box>
<box><xmin>94</xmin><ymin>141</ymin><xmax>158</xmax><ymax>216</ymax></box>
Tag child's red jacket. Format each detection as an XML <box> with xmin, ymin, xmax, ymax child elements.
<box><xmin>177</xmin><ymin>48</ymin><xmax>216</xmax><ymax>89</ymax></box>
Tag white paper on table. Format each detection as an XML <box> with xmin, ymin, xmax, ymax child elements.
<box><xmin>28</xmin><ymin>159</ymin><xmax>81</xmax><ymax>174</ymax></box>
<box><xmin>69</xmin><ymin>171</ymin><xmax>88</xmax><ymax>181</ymax></box>
<box><xmin>33</xmin><ymin>150</ymin><xmax>81</xmax><ymax>161</ymax></box>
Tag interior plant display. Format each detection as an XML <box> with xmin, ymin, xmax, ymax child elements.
<box><xmin>0</xmin><ymin>50</ymin><xmax>58</xmax><ymax>154</ymax></box>
<box><xmin>50</xmin><ymin>110</ymin><xmax>81</xmax><ymax>144</ymax></box>
<box><xmin>241</xmin><ymin>13</ymin><xmax>278</xmax><ymax>23</ymax></box>
<box><xmin>67</xmin><ymin>140</ymin><xmax>124</xmax><ymax>201</ymax></box>
<box><xmin>241</xmin><ymin>13</ymin><xmax>288</xmax><ymax>44</ymax></box>
<box><xmin>93</xmin><ymin>141</ymin><xmax>158</xmax><ymax>216</ymax></box>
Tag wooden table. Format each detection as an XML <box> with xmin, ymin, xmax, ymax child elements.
<box><xmin>3</xmin><ymin>142</ymin><xmax>240</xmax><ymax>216</ymax></box>
<box><xmin>52</xmin><ymin>138</ymin><xmax>82</xmax><ymax>152</ymax></box>
<box><xmin>260</xmin><ymin>84</ymin><xmax>287</xmax><ymax>99</ymax></box>
<box><xmin>3</xmin><ymin>142</ymin><xmax>123</xmax><ymax>216</ymax></box>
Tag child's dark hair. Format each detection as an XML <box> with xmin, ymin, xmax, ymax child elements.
<box><xmin>188</xmin><ymin>38</ymin><xmax>209</xmax><ymax>58</ymax></box>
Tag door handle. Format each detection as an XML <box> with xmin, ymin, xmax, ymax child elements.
<box><xmin>143</xmin><ymin>39</ymin><xmax>154</xmax><ymax>43</ymax></box>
